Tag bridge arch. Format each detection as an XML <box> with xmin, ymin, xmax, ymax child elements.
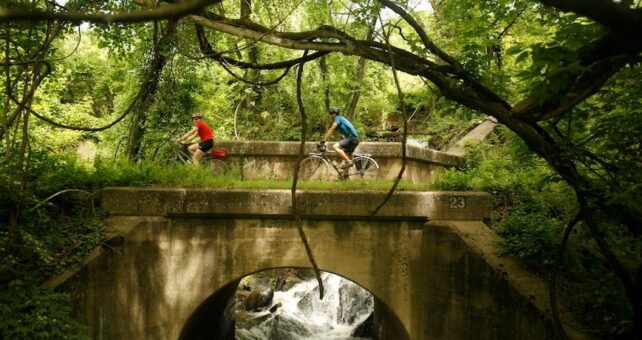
<box><xmin>179</xmin><ymin>267</ymin><xmax>410</xmax><ymax>340</ymax></box>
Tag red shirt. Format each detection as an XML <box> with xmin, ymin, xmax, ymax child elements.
<box><xmin>195</xmin><ymin>120</ymin><xmax>213</xmax><ymax>142</ymax></box>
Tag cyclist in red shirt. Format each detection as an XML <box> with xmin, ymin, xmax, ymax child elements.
<box><xmin>177</xmin><ymin>112</ymin><xmax>214</xmax><ymax>165</ymax></box>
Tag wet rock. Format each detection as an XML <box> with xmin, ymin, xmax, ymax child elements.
<box><xmin>338</xmin><ymin>281</ymin><xmax>374</xmax><ymax>324</ymax></box>
<box><xmin>243</xmin><ymin>288</ymin><xmax>274</xmax><ymax>312</ymax></box>
<box><xmin>235</xmin><ymin>311</ymin><xmax>273</xmax><ymax>329</ymax></box>
<box><xmin>269</xmin><ymin>302</ymin><xmax>282</xmax><ymax>313</ymax></box>
<box><xmin>351</xmin><ymin>312</ymin><xmax>374</xmax><ymax>338</ymax></box>
<box><xmin>275</xmin><ymin>268</ymin><xmax>311</xmax><ymax>291</ymax></box>
<box><xmin>267</xmin><ymin>315</ymin><xmax>314</xmax><ymax>339</ymax></box>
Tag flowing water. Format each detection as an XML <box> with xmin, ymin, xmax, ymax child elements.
<box><xmin>236</xmin><ymin>273</ymin><xmax>374</xmax><ymax>339</ymax></box>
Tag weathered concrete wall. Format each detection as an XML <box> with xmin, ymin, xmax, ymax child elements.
<box><xmin>64</xmin><ymin>217</ymin><xmax>571</xmax><ymax>339</ymax></box>
<box><xmin>426</xmin><ymin>220</ymin><xmax>587</xmax><ymax>339</ymax></box>
<box><xmin>56</xmin><ymin>188</ymin><xmax>589</xmax><ymax>339</ymax></box>
<box><xmin>215</xmin><ymin>141</ymin><xmax>463</xmax><ymax>182</ymax></box>
<box><xmin>65</xmin><ymin>218</ymin><xmax>422</xmax><ymax>339</ymax></box>
<box><xmin>422</xmin><ymin>221</ymin><xmax>558</xmax><ymax>339</ymax></box>
<box><xmin>445</xmin><ymin>118</ymin><xmax>498</xmax><ymax>157</ymax></box>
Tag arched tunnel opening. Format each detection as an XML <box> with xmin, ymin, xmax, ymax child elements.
<box><xmin>179</xmin><ymin>268</ymin><xmax>409</xmax><ymax>340</ymax></box>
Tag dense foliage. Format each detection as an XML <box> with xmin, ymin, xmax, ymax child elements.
<box><xmin>435</xmin><ymin>129</ymin><xmax>641</xmax><ymax>335</ymax></box>
<box><xmin>1</xmin><ymin>0</ymin><xmax>641</xmax><ymax>338</ymax></box>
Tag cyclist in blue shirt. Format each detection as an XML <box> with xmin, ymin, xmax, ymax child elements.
<box><xmin>321</xmin><ymin>107</ymin><xmax>360</xmax><ymax>169</ymax></box>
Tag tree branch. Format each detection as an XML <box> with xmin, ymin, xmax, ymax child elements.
<box><xmin>538</xmin><ymin>0</ymin><xmax>642</xmax><ymax>34</ymax></box>
<box><xmin>549</xmin><ymin>211</ymin><xmax>583</xmax><ymax>339</ymax></box>
<box><xmin>194</xmin><ymin>24</ymin><xmax>330</xmax><ymax>70</ymax></box>
<box><xmin>578</xmin><ymin>194</ymin><xmax>642</xmax><ymax>335</ymax></box>
<box><xmin>372</xmin><ymin>14</ymin><xmax>409</xmax><ymax>216</ymax></box>
<box><xmin>0</xmin><ymin>0</ymin><xmax>219</xmax><ymax>23</ymax></box>
<box><xmin>376</xmin><ymin>0</ymin><xmax>459</xmax><ymax>67</ymax></box>
<box><xmin>291</xmin><ymin>50</ymin><xmax>325</xmax><ymax>300</ymax></box>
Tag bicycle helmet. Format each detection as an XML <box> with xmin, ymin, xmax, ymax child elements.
<box><xmin>329</xmin><ymin>107</ymin><xmax>341</xmax><ymax>115</ymax></box>
<box><xmin>191</xmin><ymin>112</ymin><xmax>203</xmax><ymax>119</ymax></box>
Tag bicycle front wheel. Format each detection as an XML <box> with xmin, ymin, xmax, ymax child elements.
<box><xmin>353</xmin><ymin>156</ymin><xmax>380</xmax><ymax>180</ymax></box>
<box><xmin>299</xmin><ymin>156</ymin><xmax>333</xmax><ymax>181</ymax></box>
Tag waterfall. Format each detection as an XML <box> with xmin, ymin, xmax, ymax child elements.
<box><xmin>236</xmin><ymin>273</ymin><xmax>374</xmax><ymax>339</ymax></box>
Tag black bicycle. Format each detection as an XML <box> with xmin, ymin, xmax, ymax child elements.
<box><xmin>175</xmin><ymin>142</ymin><xmax>230</xmax><ymax>175</ymax></box>
<box><xmin>299</xmin><ymin>142</ymin><xmax>380</xmax><ymax>181</ymax></box>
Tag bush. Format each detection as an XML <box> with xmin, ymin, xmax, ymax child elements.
<box><xmin>0</xmin><ymin>282</ymin><xmax>87</xmax><ymax>340</ymax></box>
<box><xmin>496</xmin><ymin>210</ymin><xmax>562</xmax><ymax>268</ymax></box>
<box><xmin>433</xmin><ymin>131</ymin><xmax>634</xmax><ymax>336</ymax></box>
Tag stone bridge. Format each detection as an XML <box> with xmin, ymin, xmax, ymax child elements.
<box><xmin>210</xmin><ymin>141</ymin><xmax>463</xmax><ymax>182</ymax></box>
<box><xmin>54</xmin><ymin>188</ymin><xmax>586</xmax><ymax>339</ymax></box>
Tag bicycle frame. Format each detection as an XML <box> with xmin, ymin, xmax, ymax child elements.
<box><xmin>305</xmin><ymin>144</ymin><xmax>379</xmax><ymax>181</ymax></box>
<box><xmin>176</xmin><ymin>143</ymin><xmax>219</xmax><ymax>163</ymax></box>
<box><xmin>175</xmin><ymin>143</ymin><xmax>229</xmax><ymax>175</ymax></box>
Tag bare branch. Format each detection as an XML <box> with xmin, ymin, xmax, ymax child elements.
<box><xmin>30</xmin><ymin>189</ymin><xmax>95</xmax><ymax>216</ymax></box>
<box><xmin>218</xmin><ymin>61</ymin><xmax>291</xmax><ymax>86</ymax></box>
<box><xmin>291</xmin><ymin>50</ymin><xmax>325</xmax><ymax>300</ymax></box>
<box><xmin>190</xmin><ymin>15</ymin><xmax>443</xmax><ymax>76</ymax></box>
<box><xmin>371</xmin><ymin>13</ymin><xmax>409</xmax><ymax>216</ymax></box>
<box><xmin>194</xmin><ymin>24</ymin><xmax>330</xmax><ymax>70</ymax></box>
<box><xmin>549</xmin><ymin>211</ymin><xmax>582</xmax><ymax>339</ymax></box>
<box><xmin>578</xmin><ymin>194</ymin><xmax>642</xmax><ymax>334</ymax></box>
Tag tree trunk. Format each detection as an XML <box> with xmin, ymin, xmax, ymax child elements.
<box><xmin>126</xmin><ymin>21</ymin><xmax>177</xmax><ymax>160</ymax></box>
<box><xmin>319</xmin><ymin>56</ymin><xmax>330</xmax><ymax>113</ymax></box>
<box><xmin>346</xmin><ymin>14</ymin><xmax>378</xmax><ymax>120</ymax></box>
<box><xmin>237</xmin><ymin>0</ymin><xmax>263</xmax><ymax>139</ymax></box>
<box><xmin>346</xmin><ymin>57</ymin><xmax>367</xmax><ymax>120</ymax></box>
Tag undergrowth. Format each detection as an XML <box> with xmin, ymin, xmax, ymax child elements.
<box><xmin>92</xmin><ymin>156</ymin><xmax>432</xmax><ymax>191</ymax></box>
<box><xmin>0</xmin><ymin>151</ymin><xmax>429</xmax><ymax>339</ymax></box>
<box><xmin>432</xmin><ymin>128</ymin><xmax>636</xmax><ymax>337</ymax></box>
<box><xmin>1</xmin><ymin>153</ymin><xmax>104</xmax><ymax>339</ymax></box>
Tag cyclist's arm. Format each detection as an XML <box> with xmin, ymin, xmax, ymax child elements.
<box><xmin>323</xmin><ymin>123</ymin><xmax>338</xmax><ymax>142</ymax></box>
<box><xmin>177</xmin><ymin>127</ymin><xmax>198</xmax><ymax>143</ymax></box>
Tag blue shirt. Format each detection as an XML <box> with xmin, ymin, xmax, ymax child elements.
<box><xmin>334</xmin><ymin>116</ymin><xmax>358</xmax><ymax>138</ymax></box>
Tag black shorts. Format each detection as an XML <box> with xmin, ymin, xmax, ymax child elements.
<box><xmin>338</xmin><ymin>136</ymin><xmax>360</xmax><ymax>153</ymax></box>
<box><xmin>198</xmin><ymin>139</ymin><xmax>214</xmax><ymax>152</ymax></box>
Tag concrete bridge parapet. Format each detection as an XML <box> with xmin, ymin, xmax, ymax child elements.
<box><xmin>101</xmin><ymin>187</ymin><xmax>491</xmax><ymax>221</ymax></box>
<box><xmin>214</xmin><ymin>141</ymin><xmax>464</xmax><ymax>182</ymax></box>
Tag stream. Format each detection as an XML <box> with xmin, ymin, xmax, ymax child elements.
<box><xmin>236</xmin><ymin>272</ymin><xmax>374</xmax><ymax>339</ymax></box>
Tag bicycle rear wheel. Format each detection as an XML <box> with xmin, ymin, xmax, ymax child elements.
<box><xmin>203</xmin><ymin>158</ymin><xmax>229</xmax><ymax>176</ymax></box>
<box><xmin>299</xmin><ymin>156</ymin><xmax>333</xmax><ymax>181</ymax></box>
<box><xmin>351</xmin><ymin>156</ymin><xmax>380</xmax><ymax>180</ymax></box>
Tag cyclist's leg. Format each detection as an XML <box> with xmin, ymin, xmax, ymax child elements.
<box><xmin>193</xmin><ymin>149</ymin><xmax>205</xmax><ymax>165</ymax></box>
<box><xmin>187</xmin><ymin>143</ymin><xmax>199</xmax><ymax>155</ymax></box>
<box><xmin>333</xmin><ymin>139</ymin><xmax>352</xmax><ymax>163</ymax></box>
<box><xmin>335</xmin><ymin>137</ymin><xmax>359</xmax><ymax>168</ymax></box>
<box><xmin>348</xmin><ymin>137</ymin><xmax>360</xmax><ymax>154</ymax></box>
<box><xmin>193</xmin><ymin>140</ymin><xmax>213</xmax><ymax>166</ymax></box>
